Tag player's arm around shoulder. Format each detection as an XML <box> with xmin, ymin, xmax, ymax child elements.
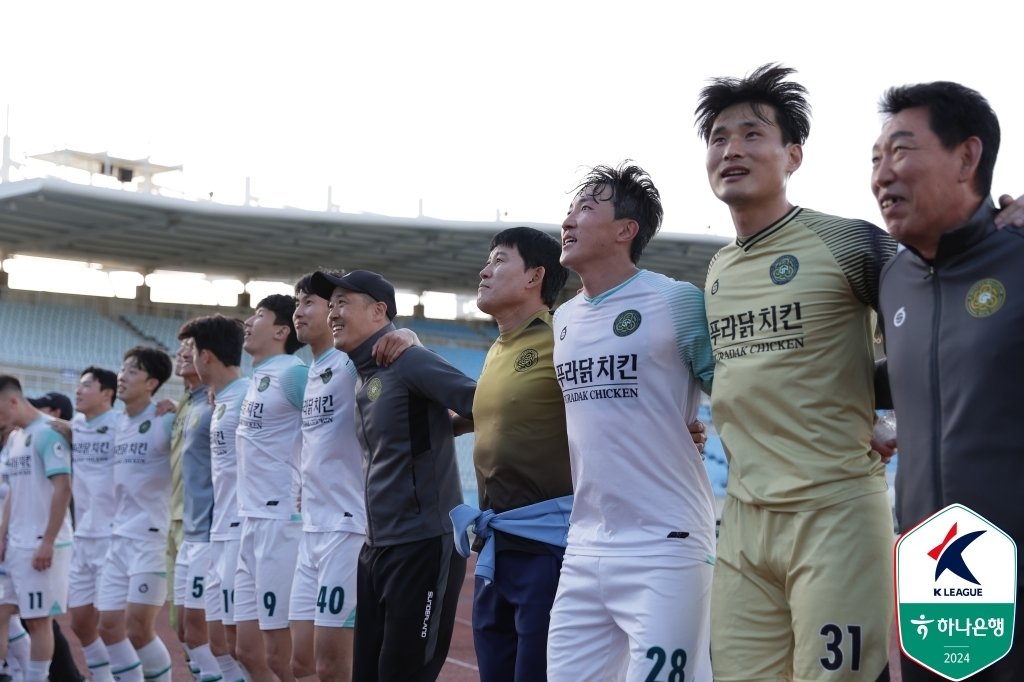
<box><xmin>668</xmin><ymin>279</ymin><xmax>715</xmax><ymax>394</ymax></box>
<box><xmin>398</xmin><ymin>346</ymin><xmax>476</xmax><ymax>419</ymax></box>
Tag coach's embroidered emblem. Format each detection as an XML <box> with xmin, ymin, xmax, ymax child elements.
<box><xmin>612</xmin><ymin>310</ymin><xmax>642</xmax><ymax>337</ymax></box>
<box><xmin>320</xmin><ymin>368</ymin><xmax>333</xmax><ymax>384</ymax></box>
<box><xmin>257</xmin><ymin>376</ymin><xmax>271</xmax><ymax>392</ymax></box>
<box><xmin>893</xmin><ymin>307</ymin><xmax>907</xmax><ymax>328</ymax></box>
<box><xmin>966</xmin><ymin>279</ymin><xmax>1005</xmax><ymax>317</ymax></box>
<box><xmin>366</xmin><ymin>377</ymin><xmax>383</xmax><ymax>402</ymax></box>
<box><xmin>514</xmin><ymin>349</ymin><xmax>539</xmax><ymax>372</ymax></box>
<box><xmin>139</xmin><ymin>420</ymin><xmax>151</xmax><ymax>434</ymax></box>
<box><xmin>769</xmin><ymin>255</ymin><xmax>799</xmax><ymax>285</ymax></box>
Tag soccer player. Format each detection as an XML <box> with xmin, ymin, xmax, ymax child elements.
<box><xmin>168</xmin><ymin>331</ymin><xmax>221</xmax><ymax>682</ymax></box>
<box><xmin>66</xmin><ymin>367</ymin><xmax>120</xmax><ymax>682</ymax></box>
<box><xmin>96</xmin><ymin>346</ymin><xmax>176</xmax><ymax>682</ymax></box>
<box><xmin>0</xmin><ymin>376</ymin><xmax>74</xmax><ymax>682</ymax></box>
<box><xmin>233</xmin><ymin>294</ymin><xmax>306</xmax><ymax>682</ymax></box>
<box><xmin>288</xmin><ymin>273</ymin><xmax>416</xmax><ymax>682</ymax></box>
<box><xmin>311</xmin><ymin>269</ymin><xmax>475</xmax><ymax>682</ymax></box>
<box><xmin>547</xmin><ymin>163</ymin><xmax>716</xmax><ymax>682</ymax></box>
<box><xmin>695</xmin><ymin>64</ymin><xmax>897</xmax><ymax>681</ymax></box>
<box><xmin>872</xmin><ymin>80</ymin><xmax>1024</xmax><ymax>681</ymax></box>
<box><xmin>450</xmin><ymin>226</ymin><xmax>572</xmax><ymax>682</ymax></box>
<box><xmin>186</xmin><ymin>314</ymin><xmax>249</xmax><ymax>682</ymax></box>
<box><xmin>0</xmin><ymin>420</ymin><xmax>30</xmax><ymax>682</ymax></box>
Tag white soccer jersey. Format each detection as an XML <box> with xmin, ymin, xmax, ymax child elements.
<box><xmin>236</xmin><ymin>354</ymin><xmax>306</xmax><ymax>520</ymax></box>
<box><xmin>2</xmin><ymin>416</ymin><xmax>73</xmax><ymax>550</ymax></box>
<box><xmin>111</xmin><ymin>403</ymin><xmax>175</xmax><ymax>542</ymax></box>
<box><xmin>552</xmin><ymin>270</ymin><xmax>716</xmax><ymax>561</ymax></box>
<box><xmin>209</xmin><ymin>378</ymin><xmax>247</xmax><ymax>541</ymax></box>
<box><xmin>71</xmin><ymin>409</ymin><xmax>120</xmax><ymax>538</ymax></box>
<box><xmin>300</xmin><ymin>348</ymin><xmax>366</xmax><ymax>533</ymax></box>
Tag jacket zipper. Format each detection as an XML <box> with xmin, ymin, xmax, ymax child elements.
<box><xmin>928</xmin><ymin>265</ymin><xmax>944</xmax><ymax>509</ymax></box>
<box><xmin>356</xmin><ymin>386</ymin><xmax>376</xmax><ymax>544</ymax></box>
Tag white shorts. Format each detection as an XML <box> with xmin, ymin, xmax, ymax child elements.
<box><xmin>96</xmin><ymin>536</ymin><xmax>168</xmax><ymax>611</ymax></box>
<box><xmin>173</xmin><ymin>541</ymin><xmax>211</xmax><ymax>610</ymax></box>
<box><xmin>234</xmin><ymin>517</ymin><xmax>301</xmax><ymax>629</ymax></box>
<box><xmin>68</xmin><ymin>536</ymin><xmax>111</xmax><ymax>609</ymax></box>
<box><xmin>2</xmin><ymin>544</ymin><xmax>72</xmax><ymax>618</ymax></box>
<box><xmin>547</xmin><ymin>553</ymin><xmax>713</xmax><ymax>682</ymax></box>
<box><xmin>205</xmin><ymin>538</ymin><xmax>240</xmax><ymax>625</ymax></box>
<box><xmin>0</xmin><ymin>562</ymin><xmax>15</xmax><ymax>607</ymax></box>
<box><xmin>288</xmin><ymin>530</ymin><xmax>362</xmax><ymax>627</ymax></box>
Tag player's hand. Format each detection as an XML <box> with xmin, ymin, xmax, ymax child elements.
<box><xmin>688</xmin><ymin>420</ymin><xmax>707</xmax><ymax>455</ymax></box>
<box><xmin>32</xmin><ymin>540</ymin><xmax>54</xmax><ymax>571</ymax></box>
<box><xmin>371</xmin><ymin>328</ymin><xmax>420</xmax><ymax>367</ymax></box>
<box><xmin>994</xmin><ymin>194</ymin><xmax>1024</xmax><ymax>229</ymax></box>
<box><xmin>48</xmin><ymin>418</ymin><xmax>72</xmax><ymax>442</ymax></box>
<box><xmin>871</xmin><ymin>436</ymin><xmax>898</xmax><ymax>464</ymax></box>
<box><xmin>154</xmin><ymin>398</ymin><xmax>178</xmax><ymax>416</ymax></box>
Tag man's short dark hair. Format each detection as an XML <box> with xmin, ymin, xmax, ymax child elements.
<box><xmin>574</xmin><ymin>162</ymin><xmax>663</xmax><ymax>264</ymax></box>
<box><xmin>0</xmin><ymin>375</ymin><xmax>22</xmax><ymax>394</ymax></box>
<box><xmin>81</xmin><ymin>366</ymin><xmax>117</xmax><ymax>406</ymax></box>
<box><xmin>123</xmin><ymin>346</ymin><xmax>173</xmax><ymax>392</ymax></box>
<box><xmin>879</xmin><ymin>81</ymin><xmax>1000</xmax><ymax>198</ymax></box>
<box><xmin>489</xmin><ymin>227</ymin><xmax>568</xmax><ymax>307</ymax></box>
<box><xmin>256</xmin><ymin>294</ymin><xmax>304</xmax><ymax>354</ymax></box>
<box><xmin>178</xmin><ymin>315</ymin><xmax>244</xmax><ymax>368</ymax></box>
<box><xmin>695</xmin><ymin>63</ymin><xmax>811</xmax><ymax>147</ymax></box>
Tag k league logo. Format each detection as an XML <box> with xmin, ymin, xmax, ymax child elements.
<box><xmin>895</xmin><ymin>504</ymin><xmax>1017</xmax><ymax>680</ymax></box>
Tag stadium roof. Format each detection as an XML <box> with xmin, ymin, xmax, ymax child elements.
<box><xmin>0</xmin><ymin>178</ymin><xmax>728</xmax><ymax>296</ymax></box>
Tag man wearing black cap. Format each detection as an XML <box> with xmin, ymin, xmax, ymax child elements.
<box><xmin>27</xmin><ymin>393</ymin><xmax>74</xmax><ymax>422</ymax></box>
<box><xmin>310</xmin><ymin>270</ymin><xmax>476</xmax><ymax>682</ymax></box>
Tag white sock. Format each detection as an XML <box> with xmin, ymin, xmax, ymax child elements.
<box><xmin>215</xmin><ymin>654</ymin><xmax>246</xmax><ymax>682</ymax></box>
<box><xmin>136</xmin><ymin>637</ymin><xmax>172</xmax><ymax>682</ymax></box>
<box><xmin>187</xmin><ymin>644</ymin><xmax>223</xmax><ymax>681</ymax></box>
<box><xmin>107</xmin><ymin>638</ymin><xmax>143</xmax><ymax>682</ymax></box>
<box><xmin>83</xmin><ymin>637</ymin><xmax>116</xmax><ymax>682</ymax></box>
<box><xmin>183</xmin><ymin>642</ymin><xmax>200</xmax><ymax>680</ymax></box>
<box><xmin>6</xmin><ymin>620</ymin><xmax>30</xmax><ymax>678</ymax></box>
<box><xmin>25</xmin><ymin>659</ymin><xmax>50</xmax><ymax>682</ymax></box>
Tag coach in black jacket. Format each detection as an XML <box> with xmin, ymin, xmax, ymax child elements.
<box><xmin>873</xmin><ymin>80</ymin><xmax>1023</xmax><ymax>681</ymax></box>
<box><xmin>312</xmin><ymin>269</ymin><xmax>475</xmax><ymax>682</ymax></box>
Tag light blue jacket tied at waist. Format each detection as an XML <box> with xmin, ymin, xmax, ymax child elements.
<box><xmin>449</xmin><ymin>495</ymin><xmax>573</xmax><ymax>584</ymax></box>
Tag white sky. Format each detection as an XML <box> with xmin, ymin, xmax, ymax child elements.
<box><xmin>3</xmin><ymin>0</ymin><xmax>1022</xmax><ymax>240</ymax></box>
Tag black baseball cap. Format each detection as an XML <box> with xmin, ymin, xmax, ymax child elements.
<box><xmin>29</xmin><ymin>392</ymin><xmax>74</xmax><ymax>420</ymax></box>
<box><xmin>310</xmin><ymin>269</ymin><xmax>398</xmax><ymax>321</ymax></box>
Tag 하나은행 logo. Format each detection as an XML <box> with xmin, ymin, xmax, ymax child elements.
<box><xmin>895</xmin><ymin>504</ymin><xmax>1017</xmax><ymax>680</ymax></box>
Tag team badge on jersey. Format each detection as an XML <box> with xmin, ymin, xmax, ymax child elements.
<box><xmin>612</xmin><ymin>310</ymin><xmax>642</xmax><ymax>337</ymax></box>
<box><xmin>320</xmin><ymin>368</ymin><xmax>333</xmax><ymax>384</ymax></box>
<box><xmin>215</xmin><ymin>404</ymin><xmax>226</xmax><ymax>419</ymax></box>
<box><xmin>366</xmin><ymin>377</ymin><xmax>383</xmax><ymax>401</ymax></box>
<box><xmin>24</xmin><ymin>434</ymin><xmax>32</xmax><ymax>447</ymax></box>
<box><xmin>895</xmin><ymin>504</ymin><xmax>1016</xmax><ymax>680</ymax></box>
<box><xmin>965</xmin><ymin>279</ymin><xmax>1005</xmax><ymax>318</ymax></box>
<box><xmin>559</xmin><ymin>326</ymin><xmax>567</xmax><ymax>340</ymax></box>
<box><xmin>258</xmin><ymin>376</ymin><xmax>271</xmax><ymax>392</ymax></box>
<box><xmin>139</xmin><ymin>420</ymin><xmax>151</xmax><ymax>434</ymax></box>
<box><xmin>769</xmin><ymin>255</ymin><xmax>799</xmax><ymax>285</ymax></box>
<box><xmin>514</xmin><ymin>348</ymin><xmax>539</xmax><ymax>372</ymax></box>
<box><xmin>97</xmin><ymin>425</ymin><xmax>109</xmax><ymax>434</ymax></box>
<box><xmin>710</xmin><ymin>279</ymin><xmax>719</xmax><ymax>294</ymax></box>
